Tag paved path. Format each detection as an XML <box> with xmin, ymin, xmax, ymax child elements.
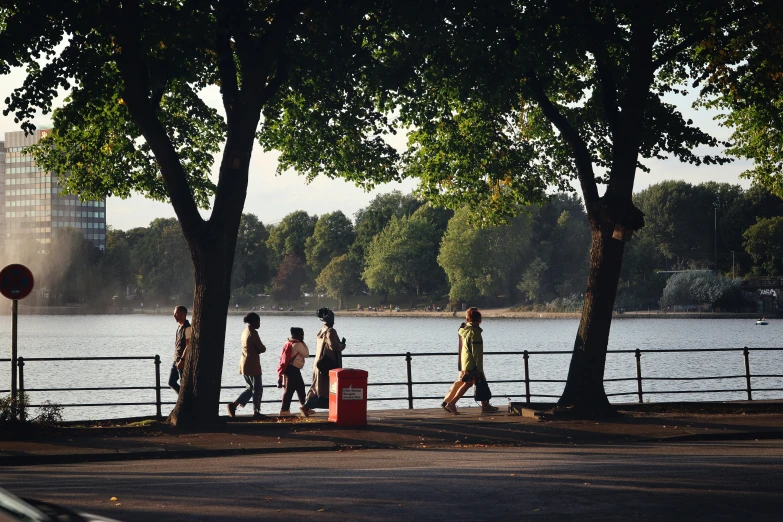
<box><xmin>3</xmin><ymin>441</ymin><xmax>783</xmax><ymax>521</ymax></box>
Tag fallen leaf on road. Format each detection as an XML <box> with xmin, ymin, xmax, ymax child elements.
<box><xmin>110</xmin><ymin>497</ymin><xmax>118</xmax><ymax>501</ymax></box>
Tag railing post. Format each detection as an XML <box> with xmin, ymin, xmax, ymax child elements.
<box><xmin>10</xmin><ymin>299</ymin><xmax>18</xmax><ymax>420</ymax></box>
<box><xmin>523</xmin><ymin>351</ymin><xmax>531</xmax><ymax>404</ymax></box>
<box><xmin>405</xmin><ymin>352</ymin><xmax>413</xmax><ymax>410</ymax></box>
<box><xmin>154</xmin><ymin>355</ymin><xmax>162</xmax><ymax>419</ymax></box>
<box><xmin>743</xmin><ymin>347</ymin><xmax>752</xmax><ymax>401</ymax></box>
<box><xmin>635</xmin><ymin>349</ymin><xmax>643</xmax><ymax>404</ymax></box>
<box><xmin>17</xmin><ymin>357</ymin><xmax>25</xmax><ymax>422</ymax></box>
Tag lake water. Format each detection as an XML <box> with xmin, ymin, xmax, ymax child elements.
<box><xmin>1</xmin><ymin>315</ymin><xmax>781</xmax><ymax>420</ymax></box>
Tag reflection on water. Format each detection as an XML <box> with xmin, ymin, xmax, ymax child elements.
<box><xmin>0</xmin><ymin>314</ymin><xmax>781</xmax><ymax>420</ymax></box>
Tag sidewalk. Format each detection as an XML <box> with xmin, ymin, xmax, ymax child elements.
<box><xmin>3</xmin><ymin>402</ymin><xmax>783</xmax><ymax>466</ymax></box>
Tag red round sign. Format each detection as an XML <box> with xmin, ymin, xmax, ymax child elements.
<box><xmin>0</xmin><ymin>264</ymin><xmax>35</xmax><ymax>300</ymax></box>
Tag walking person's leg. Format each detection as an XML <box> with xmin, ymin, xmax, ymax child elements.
<box><xmin>168</xmin><ymin>362</ymin><xmax>180</xmax><ymax>393</ymax></box>
<box><xmin>227</xmin><ymin>375</ymin><xmax>254</xmax><ymax>417</ymax></box>
<box><xmin>442</xmin><ymin>372</ymin><xmax>472</xmax><ymax>414</ymax></box>
<box><xmin>442</xmin><ymin>371</ymin><xmax>476</xmax><ymax>415</ymax></box>
<box><xmin>252</xmin><ymin>375</ymin><xmax>264</xmax><ymax>418</ymax></box>
<box><xmin>291</xmin><ymin>369</ymin><xmax>307</xmax><ymax>406</ymax></box>
<box><xmin>281</xmin><ymin>374</ymin><xmax>295</xmax><ymax>413</ymax></box>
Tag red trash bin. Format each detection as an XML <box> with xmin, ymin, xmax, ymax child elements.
<box><xmin>328</xmin><ymin>368</ymin><xmax>368</xmax><ymax>426</ymax></box>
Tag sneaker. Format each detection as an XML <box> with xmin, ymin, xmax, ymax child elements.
<box><xmin>226</xmin><ymin>403</ymin><xmax>236</xmax><ymax>417</ymax></box>
<box><xmin>253</xmin><ymin>412</ymin><xmax>268</xmax><ymax>420</ymax></box>
<box><xmin>445</xmin><ymin>403</ymin><xmax>460</xmax><ymax>415</ymax></box>
<box><xmin>279</xmin><ymin>410</ymin><xmax>291</xmax><ymax>416</ymax></box>
<box><xmin>481</xmin><ymin>404</ymin><xmax>499</xmax><ymax>413</ymax></box>
<box><xmin>299</xmin><ymin>406</ymin><xmax>312</xmax><ymax>417</ymax></box>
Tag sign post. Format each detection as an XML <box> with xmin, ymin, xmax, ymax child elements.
<box><xmin>0</xmin><ymin>264</ymin><xmax>35</xmax><ymax>420</ymax></box>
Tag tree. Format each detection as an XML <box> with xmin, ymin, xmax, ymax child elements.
<box><xmin>697</xmin><ymin>8</ymin><xmax>783</xmax><ymax>198</ymax></box>
<box><xmin>316</xmin><ymin>254</ymin><xmax>361</xmax><ymax>310</ymax></box>
<box><xmin>362</xmin><ymin>214</ymin><xmax>445</xmax><ymax>307</ymax></box>
<box><xmin>1</xmin><ymin>1</ymin><xmax>403</xmax><ymax>426</ymax></box>
<box><xmin>305</xmin><ymin>211</ymin><xmax>354</xmax><ymax>278</ymax></box>
<box><xmin>634</xmin><ymin>181</ymin><xmax>742</xmax><ymax>270</ymax></box>
<box><xmin>439</xmin><ymin>206</ymin><xmax>531</xmax><ymax>304</ymax></box>
<box><xmin>266</xmin><ymin>211</ymin><xmax>318</xmax><ymax>269</ymax></box>
<box><xmin>743</xmin><ymin>217</ymin><xmax>783</xmax><ymax>276</ymax></box>
<box><xmin>528</xmin><ymin>196</ymin><xmax>592</xmax><ymax>302</ymax></box>
<box><xmin>350</xmin><ymin>191</ymin><xmax>424</xmax><ymax>266</ymax></box>
<box><xmin>369</xmin><ymin>1</ymin><xmax>779</xmax><ymax>414</ymax></box>
<box><xmin>659</xmin><ymin>271</ymin><xmax>742</xmax><ymax>308</ymax></box>
<box><xmin>271</xmin><ymin>254</ymin><xmax>306</xmax><ymax>304</ymax></box>
<box><xmin>131</xmin><ymin>218</ymin><xmax>194</xmax><ymax>303</ymax></box>
<box><xmin>232</xmin><ymin>214</ymin><xmax>271</xmax><ymax>294</ymax></box>
<box><xmin>102</xmin><ymin>228</ymin><xmax>134</xmax><ymax>300</ymax></box>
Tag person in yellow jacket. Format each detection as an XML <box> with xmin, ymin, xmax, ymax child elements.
<box><xmin>442</xmin><ymin>307</ymin><xmax>498</xmax><ymax>415</ymax></box>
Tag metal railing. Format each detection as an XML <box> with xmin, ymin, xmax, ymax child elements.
<box><xmin>6</xmin><ymin>347</ymin><xmax>783</xmax><ymax>420</ymax></box>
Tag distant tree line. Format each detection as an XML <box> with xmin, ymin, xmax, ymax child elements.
<box><xmin>8</xmin><ymin>183</ymin><xmax>781</xmax><ymax>311</ymax></box>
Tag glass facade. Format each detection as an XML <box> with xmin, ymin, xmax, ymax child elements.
<box><xmin>1</xmin><ymin>130</ymin><xmax>106</xmax><ymax>250</ymax></box>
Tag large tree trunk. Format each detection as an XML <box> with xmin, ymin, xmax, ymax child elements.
<box><xmin>165</xmin><ymin>126</ymin><xmax>254</xmax><ymax>427</ymax></box>
<box><xmin>557</xmin><ymin>224</ymin><xmax>627</xmax><ymax>416</ymax></box>
<box><xmin>168</xmin><ymin>220</ymin><xmax>241</xmax><ymax>428</ymax></box>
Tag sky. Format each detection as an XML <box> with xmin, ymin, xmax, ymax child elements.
<box><xmin>0</xmin><ymin>65</ymin><xmax>753</xmax><ymax>232</ymax></box>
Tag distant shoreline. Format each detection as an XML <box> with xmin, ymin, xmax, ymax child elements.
<box><xmin>0</xmin><ymin>304</ymin><xmax>770</xmax><ymax>320</ymax></box>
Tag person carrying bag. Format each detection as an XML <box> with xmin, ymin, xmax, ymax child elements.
<box><xmin>276</xmin><ymin>327</ymin><xmax>310</xmax><ymax>416</ymax></box>
<box><xmin>441</xmin><ymin>307</ymin><xmax>499</xmax><ymax>415</ymax></box>
<box><xmin>303</xmin><ymin>308</ymin><xmax>346</xmax><ymax>413</ymax></box>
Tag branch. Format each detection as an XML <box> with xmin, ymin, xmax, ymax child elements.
<box><xmin>239</xmin><ymin>0</ymin><xmax>309</xmax><ymax>98</ymax></box>
<box><xmin>214</xmin><ymin>2</ymin><xmax>240</xmax><ymax>118</ymax></box>
<box><xmin>610</xmin><ymin>5</ymin><xmax>656</xmax><ymax>202</ymax></box>
<box><xmin>525</xmin><ymin>72</ymin><xmax>600</xmax><ymax>207</ymax></box>
<box><xmin>260</xmin><ymin>51</ymin><xmax>289</xmax><ymax>105</ymax></box>
<box><xmin>113</xmin><ymin>0</ymin><xmax>204</xmax><ymax>235</ymax></box>
<box><xmin>652</xmin><ymin>4</ymin><xmax>763</xmax><ymax>70</ymax></box>
<box><xmin>594</xmin><ymin>58</ymin><xmax>619</xmax><ymax>136</ymax></box>
<box><xmin>571</xmin><ymin>2</ymin><xmax>619</xmax><ymax>137</ymax></box>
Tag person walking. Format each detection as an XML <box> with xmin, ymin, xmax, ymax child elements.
<box><xmin>168</xmin><ymin>305</ymin><xmax>191</xmax><ymax>394</ymax></box>
<box><xmin>441</xmin><ymin>307</ymin><xmax>499</xmax><ymax>415</ymax></box>
<box><xmin>227</xmin><ymin>312</ymin><xmax>267</xmax><ymax>419</ymax></box>
<box><xmin>303</xmin><ymin>307</ymin><xmax>345</xmax><ymax>413</ymax></box>
<box><xmin>276</xmin><ymin>327</ymin><xmax>310</xmax><ymax>416</ymax></box>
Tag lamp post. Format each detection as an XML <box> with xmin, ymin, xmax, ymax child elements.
<box><xmin>714</xmin><ymin>204</ymin><xmax>718</xmax><ymax>273</ymax></box>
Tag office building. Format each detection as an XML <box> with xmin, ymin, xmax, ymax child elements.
<box><xmin>1</xmin><ymin>130</ymin><xmax>106</xmax><ymax>250</ymax></box>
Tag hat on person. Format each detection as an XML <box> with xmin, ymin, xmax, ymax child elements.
<box><xmin>317</xmin><ymin>307</ymin><xmax>335</xmax><ymax>324</ymax></box>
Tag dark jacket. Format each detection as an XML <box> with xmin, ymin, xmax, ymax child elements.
<box><xmin>174</xmin><ymin>320</ymin><xmax>191</xmax><ymax>361</ymax></box>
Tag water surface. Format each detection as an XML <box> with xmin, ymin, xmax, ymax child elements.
<box><xmin>1</xmin><ymin>315</ymin><xmax>780</xmax><ymax>420</ymax></box>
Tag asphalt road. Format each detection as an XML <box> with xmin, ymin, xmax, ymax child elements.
<box><xmin>3</xmin><ymin>441</ymin><xmax>783</xmax><ymax>521</ymax></box>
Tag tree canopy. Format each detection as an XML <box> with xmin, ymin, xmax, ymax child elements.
<box><xmin>743</xmin><ymin>217</ymin><xmax>783</xmax><ymax>276</ymax></box>
<box><xmin>362</xmin><ymin>213</ymin><xmax>445</xmax><ymax>304</ymax></box>
<box><xmin>267</xmin><ymin>211</ymin><xmax>317</xmax><ymax>268</ymax></box>
<box><xmin>305</xmin><ymin>211</ymin><xmax>355</xmax><ymax>278</ymax></box>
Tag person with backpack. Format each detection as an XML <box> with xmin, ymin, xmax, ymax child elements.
<box><xmin>277</xmin><ymin>327</ymin><xmax>310</xmax><ymax>416</ymax></box>
<box><xmin>441</xmin><ymin>307</ymin><xmax>499</xmax><ymax>415</ymax></box>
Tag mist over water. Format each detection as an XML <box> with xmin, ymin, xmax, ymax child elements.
<box><xmin>1</xmin><ymin>314</ymin><xmax>781</xmax><ymax>420</ymax></box>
